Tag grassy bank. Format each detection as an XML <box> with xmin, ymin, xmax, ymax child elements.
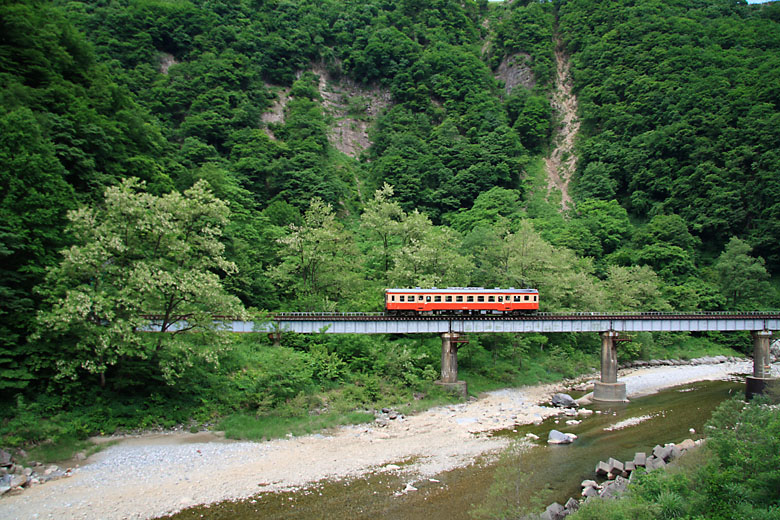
<box><xmin>0</xmin><ymin>332</ymin><xmax>748</xmax><ymax>464</ymax></box>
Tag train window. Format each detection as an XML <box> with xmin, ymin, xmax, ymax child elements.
<box><xmin>498</xmin><ymin>296</ymin><xmax>503</xmax><ymax>302</ymax></box>
<box><xmin>514</xmin><ymin>295</ymin><xmax>521</xmax><ymax>302</ymax></box>
<box><xmin>391</xmin><ymin>295</ymin><xmax>395</xmax><ymax>302</ymax></box>
<box><xmin>524</xmin><ymin>295</ymin><xmax>529</xmax><ymax>301</ymax></box>
<box><xmin>533</xmin><ymin>295</ymin><xmax>537</xmax><ymax>302</ymax></box>
<box><xmin>445</xmin><ymin>295</ymin><xmax>452</xmax><ymax>302</ymax></box>
<box><xmin>477</xmin><ymin>296</ymin><xmax>485</xmax><ymax>302</ymax></box>
<box><xmin>426</xmin><ymin>296</ymin><xmax>431</xmax><ymax>302</ymax></box>
<box><xmin>456</xmin><ymin>295</ymin><xmax>463</xmax><ymax>302</ymax></box>
<box><xmin>488</xmin><ymin>296</ymin><xmax>495</xmax><ymax>302</ymax></box>
<box><xmin>399</xmin><ymin>295</ymin><xmax>405</xmax><ymax>302</ymax></box>
<box><xmin>467</xmin><ymin>296</ymin><xmax>474</xmax><ymax>302</ymax></box>
<box><xmin>434</xmin><ymin>295</ymin><xmax>442</xmax><ymax>302</ymax></box>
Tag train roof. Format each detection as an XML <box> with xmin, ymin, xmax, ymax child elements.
<box><xmin>386</xmin><ymin>287</ymin><xmax>538</xmax><ymax>294</ymax></box>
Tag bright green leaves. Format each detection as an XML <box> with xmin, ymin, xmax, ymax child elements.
<box><xmin>269</xmin><ymin>198</ymin><xmax>362</xmax><ymax>311</ymax></box>
<box><xmin>714</xmin><ymin>237</ymin><xmax>773</xmax><ymax>310</ymax></box>
<box><xmin>33</xmin><ymin>178</ymin><xmax>245</xmax><ymax>386</ymax></box>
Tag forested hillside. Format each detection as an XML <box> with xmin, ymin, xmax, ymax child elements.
<box><xmin>1</xmin><ymin>0</ymin><xmax>779</xmax><ymax>445</ymax></box>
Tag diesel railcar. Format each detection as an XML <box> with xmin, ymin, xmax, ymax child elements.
<box><xmin>385</xmin><ymin>287</ymin><xmax>539</xmax><ymax>315</ymax></box>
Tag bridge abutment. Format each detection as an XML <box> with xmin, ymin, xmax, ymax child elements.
<box><xmin>747</xmin><ymin>330</ymin><xmax>778</xmax><ymax>399</ymax></box>
<box><xmin>593</xmin><ymin>331</ymin><xmax>627</xmax><ymax>402</ymax></box>
<box><xmin>435</xmin><ymin>332</ymin><xmax>468</xmax><ymax>399</ymax></box>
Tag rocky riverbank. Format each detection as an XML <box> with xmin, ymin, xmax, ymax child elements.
<box><xmin>0</xmin><ymin>358</ymin><xmax>757</xmax><ymax>520</ymax></box>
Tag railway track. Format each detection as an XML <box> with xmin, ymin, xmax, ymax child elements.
<box><xmin>270</xmin><ymin>311</ymin><xmax>780</xmax><ymax>321</ymax></box>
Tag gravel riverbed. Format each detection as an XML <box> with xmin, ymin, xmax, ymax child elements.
<box><xmin>0</xmin><ymin>361</ymin><xmax>754</xmax><ymax>520</ymax></box>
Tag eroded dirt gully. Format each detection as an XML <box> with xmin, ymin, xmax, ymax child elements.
<box><xmin>545</xmin><ymin>33</ymin><xmax>580</xmax><ymax>211</ymax></box>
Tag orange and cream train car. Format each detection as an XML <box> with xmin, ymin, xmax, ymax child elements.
<box><xmin>385</xmin><ymin>287</ymin><xmax>539</xmax><ymax>316</ymax></box>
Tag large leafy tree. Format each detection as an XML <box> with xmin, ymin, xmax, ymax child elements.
<box><xmin>32</xmin><ymin>178</ymin><xmax>244</xmax><ymax>387</ymax></box>
<box><xmin>268</xmin><ymin>198</ymin><xmax>363</xmax><ymax>311</ymax></box>
<box><xmin>713</xmin><ymin>237</ymin><xmax>773</xmax><ymax>310</ymax></box>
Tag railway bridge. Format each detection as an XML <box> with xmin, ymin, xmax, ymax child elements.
<box><xmin>161</xmin><ymin>312</ymin><xmax>780</xmax><ymax>402</ymax></box>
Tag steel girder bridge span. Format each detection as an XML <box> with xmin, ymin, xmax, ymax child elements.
<box><xmin>161</xmin><ymin>312</ymin><xmax>780</xmax><ymax>402</ymax></box>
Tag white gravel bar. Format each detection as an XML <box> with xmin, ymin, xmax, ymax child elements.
<box><xmin>0</xmin><ymin>361</ymin><xmax>755</xmax><ymax>520</ymax></box>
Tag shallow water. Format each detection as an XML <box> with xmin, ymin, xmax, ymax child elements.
<box><xmin>168</xmin><ymin>378</ymin><xmax>744</xmax><ymax>520</ymax></box>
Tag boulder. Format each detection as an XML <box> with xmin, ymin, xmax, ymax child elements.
<box><xmin>670</xmin><ymin>445</ymin><xmax>683</xmax><ymax>460</ymax></box>
<box><xmin>564</xmin><ymin>497</ymin><xmax>580</xmax><ymax>513</ymax></box>
<box><xmin>580</xmin><ymin>479</ymin><xmax>598</xmax><ymax>489</ymax></box>
<box><xmin>552</xmin><ymin>393</ymin><xmax>578</xmax><ymax>408</ymax></box>
<box><xmin>548</xmin><ymin>430</ymin><xmax>577</xmax><ymax>444</ymax></box>
<box><xmin>544</xmin><ymin>502</ymin><xmax>566</xmax><ymax>520</ymax></box>
<box><xmin>0</xmin><ymin>449</ymin><xmax>11</xmax><ymax>468</ymax></box>
<box><xmin>624</xmin><ymin>461</ymin><xmax>636</xmax><ymax>472</ymax></box>
<box><xmin>582</xmin><ymin>485</ymin><xmax>599</xmax><ymax>498</ymax></box>
<box><xmin>653</xmin><ymin>445</ymin><xmax>672</xmax><ymax>462</ymax></box>
<box><xmin>678</xmin><ymin>438</ymin><xmax>696</xmax><ymax>451</ymax></box>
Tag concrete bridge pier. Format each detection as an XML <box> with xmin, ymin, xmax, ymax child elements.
<box><xmin>747</xmin><ymin>330</ymin><xmax>778</xmax><ymax>399</ymax></box>
<box><xmin>593</xmin><ymin>331</ymin><xmax>627</xmax><ymax>402</ymax></box>
<box><xmin>435</xmin><ymin>332</ymin><xmax>468</xmax><ymax>399</ymax></box>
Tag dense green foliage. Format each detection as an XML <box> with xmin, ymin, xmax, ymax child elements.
<box><xmin>560</xmin><ymin>0</ymin><xmax>780</xmax><ymax>268</ymax></box>
<box><xmin>1</xmin><ymin>0</ymin><xmax>779</xmax><ymax>450</ymax></box>
<box><xmin>570</xmin><ymin>397</ymin><xmax>780</xmax><ymax>520</ymax></box>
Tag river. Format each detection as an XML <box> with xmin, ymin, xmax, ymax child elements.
<box><xmin>169</xmin><ymin>377</ymin><xmax>743</xmax><ymax>520</ymax></box>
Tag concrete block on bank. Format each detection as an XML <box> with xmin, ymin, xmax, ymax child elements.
<box><xmin>633</xmin><ymin>452</ymin><xmax>647</xmax><ymax>467</ymax></box>
<box><xmin>595</xmin><ymin>460</ymin><xmax>611</xmax><ymax>477</ymax></box>
<box><xmin>565</xmin><ymin>497</ymin><xmax>580</xmax><ymax>513</ymax></box>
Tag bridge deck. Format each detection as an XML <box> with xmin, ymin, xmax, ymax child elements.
<box><xmin>217</xmin><ymin>312</ymin><xmax>780</xmax><ymax>334</ymax></box>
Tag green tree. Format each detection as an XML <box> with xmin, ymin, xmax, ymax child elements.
<box><xmin>602</xmin><ymin>265</ymin><xmax>670</xmax><ymax>312</ymax></box>
<box><xmin>360</xmin><ymin>183</ymin><xmax>406</xmax><ymax>276</ymax></box>
<box><xmin>388</xmin><ymin>213</ymin><xmax>473</xmax><ymax>288</ymax></box>
<box><xmin>713</xmin><ymin>237</ymin><xmax>772</xmax><ymax>310</ymax></box>
<box><xmin>32</xmin><ymin>178</ymin><xmax>244</xmax><ymax>387</ymax></box>
<box><xmin>268</xmin><ymin>198</ymin><xmax>362</xmax><ymax>311</ymax></box>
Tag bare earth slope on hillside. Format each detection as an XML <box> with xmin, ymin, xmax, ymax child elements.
<box><xmin>544</xmin><ymin>34</ymin><xmax>579</xmax><ymax>211</ymax></box>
